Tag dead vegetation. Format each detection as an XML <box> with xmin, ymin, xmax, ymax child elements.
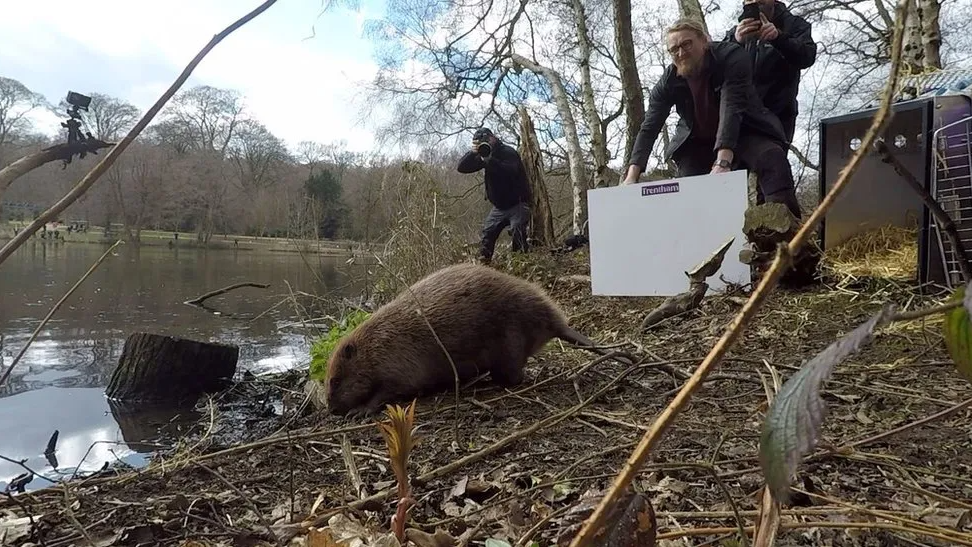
<box><xmin>3</xmin><ymin>234</ymin><xmax>972</xmax><ymax>546</ymax></box>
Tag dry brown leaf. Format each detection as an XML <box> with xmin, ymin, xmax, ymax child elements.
<box><xmin>306</xmin><ymin>527</ymin><xmax>339</xmax><ymax>547</ymax></box>
<box><xmin>405</xmin><ymin>527</ymin><xmax>457</xmax><ymax>547</ymax></box>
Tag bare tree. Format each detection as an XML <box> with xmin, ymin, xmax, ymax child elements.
<box><xmin>0</xmin><ymin>77</ymin><xmax>48</xmax><ymax>157</ymax></box>
<box><xmin>155</xmin><ymin>85</ymin><xmax>246</xmax><ymax>158</ymax></box>
<box><xmin>612</xmin><ymin>0</ymin><xmax>644</xmax><ymax>163</ymax></box>
<box><xmin>105</xmin><ymin>144</ymin><xmax>173</xmax><ymax>243</ymax></box>
<box><xmin>677</xmin><ymin>0</ymin><xmax>709</xmax><ymax>33</ymax></box>
<box><xmin>229</xmin><ymin>119</ymin><xmax>291</xmax><ymax>192</ymax></box>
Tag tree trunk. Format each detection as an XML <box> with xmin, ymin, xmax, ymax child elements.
<box><xmin>903</xmin><ymin>0</ymin><xmax>925</xmax><ymax>73</ymax></box>
<box><xmin>105</xmin><ymin>332</ymin><xmax>239</xmax><ymax>403</ymax></box>
<box><xmin>612</xmin><ymin>0</ymin><xmax>644</xmax><ymax>164</ymax></box>
<box><xmin>919</xmin><ymin>0</ymin><xmax>942</xmax><ymax>69</ymax></box>
<box><xmin>511</xmin><ymin>53</ymin><xmax>589</xmax><ymax>236</ymax></box>
<box><xmin>570</xmin><ymin>0</ymin><xmax>609</xmax><ymax>189</ymax></box>
<box><xmin>517</xmin><ymin>106</ymin><xmax>556</xmax><ymax>247</ymax></box>
<box><xmin>677</xmin><ymin>0</ymin><xmax>709</xmax><ymax>35</ymax></box>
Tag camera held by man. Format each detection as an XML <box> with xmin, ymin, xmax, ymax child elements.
<box><xmin>475</xmin><ymin>139</ymin><xmax>493</xmax><ymax>159</ymax></box>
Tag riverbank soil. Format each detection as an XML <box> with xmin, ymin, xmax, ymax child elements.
<box><xmin>3</xmin><ymin>246</ymin><xmax>972</xmax><ymax>546</ymax></box>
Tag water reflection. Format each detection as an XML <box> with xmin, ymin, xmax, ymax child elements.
<box><xmin>0</xmin><ymin>242</ymin><xmax>365</xmax><ymax>490</ymax></box>
<box><xmin>0</xmin><ymin>387</ymin><xmax>152</xmax><ymax>490</ymax></box>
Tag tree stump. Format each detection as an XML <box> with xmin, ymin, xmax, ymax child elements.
<box><xmin>105</xmin><ymin>332</ymin><xmax>239</xmax><ymax>404</ymax></box>
<box><xmin>517</xmin><ymin>105</ymin><xmax>556</xmax><ymax>247</ymax></box>
<box><xmin>740</xmin><ymin>202</ymin><xmax>821</xmax><ymax>288</ymax></box>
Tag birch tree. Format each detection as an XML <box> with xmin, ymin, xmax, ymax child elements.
<box><xmin>510</xmin><ymin>53</ymin><xmax>589</xmax><ymax>234</ymax></box>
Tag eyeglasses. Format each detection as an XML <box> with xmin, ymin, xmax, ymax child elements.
<box><xmin>668</xmin><ymin>38</ymin><xmax>695</xmax><ymax>56</ymax></box>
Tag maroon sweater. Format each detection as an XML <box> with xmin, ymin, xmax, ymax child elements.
<box><xmin>686</xmin><ymin>70</ymin><xmax>719</xmax><ymax>144</ymax></box>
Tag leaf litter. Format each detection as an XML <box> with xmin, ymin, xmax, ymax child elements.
<box><xmin>2</xmin><ymin>250</ymin><xmax>972</xmax><ymax>546</ymax></box>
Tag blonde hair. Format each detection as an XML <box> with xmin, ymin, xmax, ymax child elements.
<box><xmin>666</xmin><ymin>17</ymin><xmax>709</xmax><ymax>40</ymax></box>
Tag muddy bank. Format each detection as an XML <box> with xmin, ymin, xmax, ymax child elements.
<box><xmin>2</xmin><ymin>251</ymin><xmax>971</xmax><ymax>546</ymax></box>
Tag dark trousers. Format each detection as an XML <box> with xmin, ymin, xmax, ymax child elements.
<box><xmin>672</xmin><ymin>133</ymin><xmax>802</xmax><ymax>219</ymax></box>
<box><xmin>780</xmin><ymin>113</ymin><xmax>797</xmax><ymax>145</ymax></box>
<box><xmin>481</xmin><ymin>202</ymin><xmax>530</xmax><ymax>261</ymax></box>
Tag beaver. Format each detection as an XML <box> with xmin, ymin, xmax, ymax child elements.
<box><xmin>324</xmin><ymin>262</ymin><xmax>629</xmax><ymax>417</ymax></box>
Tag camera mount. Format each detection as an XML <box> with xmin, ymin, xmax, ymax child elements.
<box><xmin>58</xmin><ymin>91</ymin><xmax>101</xmax><ymax>167</ymax></box>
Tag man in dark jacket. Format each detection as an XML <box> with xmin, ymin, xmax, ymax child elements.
<box><xmin>457</xmin><ymin>127</ymin><xmax>533</xmax><ymax>264</ymax></box>
<box><xmin>622</xmin><ymin>17</ymin><xmax>801</xmax><ymax>219</ymax></box>
<box><xmin>726</xmin><ymin>0</ymin><xmax>817</xmax><ymax>144</ymax></box>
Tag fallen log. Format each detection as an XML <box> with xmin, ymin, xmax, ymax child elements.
<box><xmin>105</xmin><ymin>332</ymin><xmax>238</xmax><ymax>404</ymax></box>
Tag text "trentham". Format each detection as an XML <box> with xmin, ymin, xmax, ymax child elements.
<box><xmin>641</xmin><ymin>182</ymin><xmax>680</xmax><ymax>196</ymax></box>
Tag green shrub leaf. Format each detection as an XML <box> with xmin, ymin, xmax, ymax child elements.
<box><xmin>943</xmin><ymin>281</ymin><xmax>972</xmax><ymax>384</ymax></box>
<box><xmin>308</xmin><ymin>309</ymin><xmax>371</xmax><ymax>381</ymax></box>
<box><xmin>759</xmin><ymin>304</ymin><xmax>896</xmax><ymax>502</ymax></box>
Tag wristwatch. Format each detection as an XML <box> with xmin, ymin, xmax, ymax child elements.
<box><xmin>713</xmin><ymin>159</ymin><xmax>731</xmax><ymax>169</ymax></box>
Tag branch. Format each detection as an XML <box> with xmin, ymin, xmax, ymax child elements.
<box><xmin>566</xmin><ymin>0</ymin><xmax>913</xmax><ymax>543</ymax></box>
<box><xmin>184</xmin><ymin>282</ymin><xmax>271</xmax><ymax>307</ymax></box>
<box><xmin>0</xmin><ymin>140</ymin><xmax>114</xmax><ymax>194</ymax></box>
<box><xmin>874</xmin><ymin>139</ymin><xmax>972</xmax><ymax>283</ymax></box>
<box><xmin>789</xmin><ymin>143</ymin><xmax>819</xmax><ymax>171</ymax></box>
<box><xmin>0</xmin><ymin>0</ymin><xmax>279</xmax><ymax>267</ymax></box>
<box><xmin>641</xmin><ymin>237</ymin><xmax>735</xmax><ymax>331</ymax></box>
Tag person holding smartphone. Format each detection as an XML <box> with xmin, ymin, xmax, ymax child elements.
<box><xmin>622</xmin><ymin>18</ymin><xmax>802</xmax><ymax>220</ymax></box>
<box><xmin>726</xmin><ymin>0</ymin><xmax>817</xmax><ymax>145</ymax></box>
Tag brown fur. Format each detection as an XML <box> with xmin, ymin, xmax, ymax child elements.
<box><xmin>324</xmin><ymin>262</ymin><xmax>619</xmax><ymax>417</ymax></box>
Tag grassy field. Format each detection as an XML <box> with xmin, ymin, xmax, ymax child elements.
<box><xmin>0</xmin><ymin>221</ymin><xmax>371</xmax><ymax>256</ymax></box>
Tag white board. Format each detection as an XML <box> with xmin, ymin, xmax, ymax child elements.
<box><xmin>587</xmin><ymin>170</ymin><xmax>751</xmax><ymax>296</ymax></box>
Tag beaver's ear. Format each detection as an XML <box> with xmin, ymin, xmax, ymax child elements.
<box><xmin>342</xmin><ymin>342</ymin><xmax>356</xmax><ymax>359</ymax></box>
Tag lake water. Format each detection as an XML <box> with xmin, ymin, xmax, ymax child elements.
<box><xmin>0</xmin><ymin>241</ymin><xmax>366</xmax><ymax>491</ymax></box>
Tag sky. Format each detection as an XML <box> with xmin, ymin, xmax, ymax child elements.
<box><xmin>0</xmin><ymin>0</ymin><xmax>387</xmax><ymax>154</ymax></box>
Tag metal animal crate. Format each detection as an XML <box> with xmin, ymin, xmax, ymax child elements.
<box><xmin>818</xmin><ymin>76</ymin><xmax>972</xmax><ymax>288</ymax></box>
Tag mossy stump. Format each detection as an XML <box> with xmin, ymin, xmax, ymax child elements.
<box><xmin>740</xmin><ymin>202</ymin><xmax>821</xmax><ymax>288</ymax></box>
<box><xmin>105</xmin><ymin>332</ymin><xmax>239</xmax><ymax>404</ymax></box>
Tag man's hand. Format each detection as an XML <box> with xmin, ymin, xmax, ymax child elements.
<box><xmin>734</xmin><ymin>18</ymin><xmax>761</xmax><ymax>42</ymax></box>
<box><xmin>621</xmin><ymin>165</ymin><xmax>641</xmax><ymax>185</ymax></box>
<box><xmin>471</xmin><ymin>140</ymin><xmax>481</xmax><ymax>153</ymax></box>
<box><xmin>758</xmin><ymin>13</ymin><xmax>780</xmax><ymax>41</ymax></box>
<box><xmin>710</xmin><ymin>163</ymin><xmax>731</xmax><ymax>175</ymax></box>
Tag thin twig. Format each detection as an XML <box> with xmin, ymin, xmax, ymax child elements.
<box><xmin>841</xmin><ymin>396</ymin><xmax>972</xmax><ymax>449</ymax></box>
<box><xmin>341</xmin><ymin>434</ymin><xmax>367</xmax><ymax>500</ymax></box>
<box><xmin>0</xmin><ymin>240</ymin><xmax>123</xmax><ymax>388</ymax></box>
<box><xmin>681</xmin><ymin>462</ymin><xmax>750</xmax><ymax>547</ymax></box>
<box><xmin>61</xmin><ymin>484</ymin><xmax>94</xmax><ymax>546</ymax></box>
<box><xmin>892</xmin><ymin>300</ymin><xmax>961</xmax><ymax>321</ymax></box>
<box><xmin>0</xmin><ymin>0</ymin><xmax>279</xmax><ymax>266</ymax></box>
<box><xmin>185</xmin><ymin>282</ymin><xmax>271</xmax><ymax>306</ymax></box>
<box><xmin>655</xmin><ymin>522</ymin><xmax>972</xmax><ymax>545</ymax></box>
<box><xmin>566</xmin><ymin>1</ymin><xmax>912</xmax><ymax>543</ymax></box>
<box><xmin>195</xmin><ymin>462</ymin><xmax>284</xmax><ymax>547</ymax></box>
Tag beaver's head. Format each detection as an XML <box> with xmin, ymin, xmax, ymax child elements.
<box><xmin>325</xmin><ymin>335</ymin><xmax>377</xmax><ymax>417</ymax></box>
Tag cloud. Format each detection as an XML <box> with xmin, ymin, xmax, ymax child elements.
<box><xmin>0</xmin><ymin>0</ymin><xmax>387</xmax><ymax>154</ymax></box>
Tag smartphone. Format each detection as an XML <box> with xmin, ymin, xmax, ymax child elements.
<box><xmin>738</xmin><ymin>2</ymin><xmax>760</xmax><ymax>21</ymax></box>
